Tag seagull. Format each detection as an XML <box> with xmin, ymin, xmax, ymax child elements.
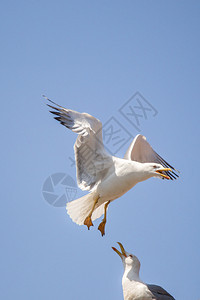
<box><xmin>44</xmin><ymin>96</ymin><xmax>178</xmax><ymax>236</ymax></box>
<box><xmin>112</xmin><ymin>242</ymin><xmax>175</xmax><ymax>300</ymax></box>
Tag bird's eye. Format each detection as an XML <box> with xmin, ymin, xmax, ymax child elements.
<box><xmin>129</xmin><ymin>254</ymin><xmax>133</xmax><ymax>258</ymax></box>
<box><xmin>153</xmin><ymin>165</ymin><xmax>157</xmax><ymax>168</ymax></box>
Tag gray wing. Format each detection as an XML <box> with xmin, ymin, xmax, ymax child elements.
<box><xmin>147</xmin><ymin>284</ymin><xmax>175</xmax><ymax>300</ymax></box>
<box><xmin>45</xmin><ymin>97</ymin><xmax>112</xmax><ymax>191</ymax></box>
<box><xmin>124</xmin><ymin>134</ymin><xmax>179</xmax><ymax>180</ymax></box>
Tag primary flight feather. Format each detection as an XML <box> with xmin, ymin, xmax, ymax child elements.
<box><xmin>44</xmin><ymin>96</ymin><xmax>178</xmax><ymax>236</ymax></box>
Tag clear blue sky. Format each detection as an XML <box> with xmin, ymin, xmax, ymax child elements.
<box><xmin>1</xmin><ymin>1</ymin><xmax>200</xmax><ymax>299</ymax></box>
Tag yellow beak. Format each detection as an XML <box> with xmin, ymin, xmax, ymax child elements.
<box><xmin>156</xmin><ymin>168</ymin><xmax>172</xmax><ymax>180</ymax></box>
<box><xmin>112</xmin><ymin>242</ymin><xmax>127</xmax><ymax>258</ymax></box>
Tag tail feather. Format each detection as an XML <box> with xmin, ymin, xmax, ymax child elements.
<box><xmin>66</xmin><ymin>193</ymin><xmax>104</xmax><ymax>225</ymax></box>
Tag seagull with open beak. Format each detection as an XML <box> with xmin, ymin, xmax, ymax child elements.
<box><xmin>44</xmin><ymin>96</ymin><xmax>179</xmax><ymax>236</ymax></box>
<box><xmin>112</xmin><ymin>242</ymin><xmax>175</xmax><ymax>300</ymax></box>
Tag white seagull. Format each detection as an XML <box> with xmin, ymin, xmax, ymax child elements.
<box><xmin>112</xmin><ymin>242</ymin><xmax>175</xmax><ymax>300</ymax></box>
<box><xmin>44</xmin><ymin>96</ymin><xmax>178</xmax><ymax>236</ymax></box>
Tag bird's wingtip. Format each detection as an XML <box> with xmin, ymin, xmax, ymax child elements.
<box><xmin>42</xmin><ymin>95</ymin><xmax>63</xmax><ymax>108</ymax></box>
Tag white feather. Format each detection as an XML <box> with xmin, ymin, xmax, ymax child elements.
<box><xmin>66</xmin><ymin>193</ymin><xmax>104</xmax><ymax>225</ymax></box>
<box><xmin>46</xmin><ymin>98</ymin><xmax>178</xmax><ymax>233</ymax></box>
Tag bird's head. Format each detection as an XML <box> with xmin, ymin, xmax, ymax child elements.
<box><xmin>144</xmin><ymin>163</ymin><xmax>172</xmax><ymax>180</ymax></box>
<box><xmin>112</xmin><ymin>242</ymin><xmax>141</xmax><ymax>273</ymax></box>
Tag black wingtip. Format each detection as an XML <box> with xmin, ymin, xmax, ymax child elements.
<box><xmin>50</xmin><ymin>110</ymin><xmax>61</xmax><ymax>116</ymax></box>
<box><xmin>154</xmin><ymin>150</ymin><xmax>179</xmax><ymax>180</ymax></box>
<box><xmin>54</xmin><ymin>116</ymin><xmax>61</xmax><ymax>121</ymax></box>
<box><xmin>42</xmin><ymin>95</ymin><xmax>63</xmax><ymax>108</ymax></box>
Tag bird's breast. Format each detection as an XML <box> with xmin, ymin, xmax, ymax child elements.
<box><xmin>97</xmin><ymin>160</ymin><xmax>141</xmax><ymax>201</ymax></box>
<box><xmin>122</xmin><ymin>280</ymin><xmax>153</xmax><ymax>300</ymax></box>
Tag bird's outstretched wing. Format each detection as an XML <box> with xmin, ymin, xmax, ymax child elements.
<box><xmin>147</xmin><ymin>284</ymin><xmax>175</xmax><ymax>300</ymax></box>
<box><xmin>44</xmin><ymin>96</ymin><xmax>112</xmax><ymax>191</ymax></box>
<box><xmin>124</xmin><ymin>134</ymin><xmax>179</xmax><ymax>180</ymax></box>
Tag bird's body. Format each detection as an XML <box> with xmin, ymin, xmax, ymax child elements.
<box><xmin>95</xmin><ymin>158</ymin><xmax>151</xmax><ymax>202</ymax></box>
<box><xmin>67</xmin><ymin>157</ymin><xmax>150</xmax><ymax>227</ymax></box>
<box><xmin>122</xmin><ymin>267</ymin><xmax>174</xmax><ymax>300</ymax></box>
<box><xmin>112</xmin><ymin>243</ymin><xmax>175</xmax><ymax>300</ymax></box>
<box><xmin>45</xmin><ymin>96</ymin><xmax>178</xmax><ymax>235</ymax></box>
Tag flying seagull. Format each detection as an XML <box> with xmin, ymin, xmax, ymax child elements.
<box><xmin>112</xmin><ymin>242</ymin><xmax>175</xmax><ymax>300</ymax></box>
<box><xmin>44</xmin><ymin>96</ymin><xmax>178</xmax><ymax>236</ymax></box>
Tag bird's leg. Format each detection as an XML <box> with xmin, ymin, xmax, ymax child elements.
<box><xmin>84</xmin><ymin>195</ymin><xmax>99</xmax><ymax>230</ymax></box>
<box><xmin>98</xmin><ymin>200</ymin><xmax>110</xmax><ymax>237</ymax></box>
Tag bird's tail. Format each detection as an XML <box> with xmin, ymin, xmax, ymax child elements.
<box><xmin>66</xmin><ymin>192</ymin><xmax>105</xmax><ymax>225</ymax></box>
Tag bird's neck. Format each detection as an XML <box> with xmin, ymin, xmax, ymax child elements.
<box><xmin>123</xmin><ymin>264</ymin><xmax>142</xmax><ymax>283</ymax></box>
<box><xmin>129</xmin><ymin>161</ymin><xmax>153</xmax><ymax>183</ymax></box>
<box><xmin>122</xmin><ymin>266</ymin><xmax>144</xmax><ymax>300</ymax></box>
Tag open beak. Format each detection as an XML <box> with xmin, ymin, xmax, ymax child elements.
<box><xmin>112</xmin><ymin>242</ymin><xmax>127</xmax><ymax>258</ymax></box>
<box><xmin>156</xmin><ymin>168</ymin><xmax>172</xmax><ymax>180</ymax></box>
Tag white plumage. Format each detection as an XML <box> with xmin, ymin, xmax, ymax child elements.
<box><xmin>112</xmin><ymin>243</ymin><xmax>175</xmax><ymax>300</ymax></box>
<box><xmin>45</xmin><ymin>96</ymin><xmax>178</xmax><ymax>235</ymax></box>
